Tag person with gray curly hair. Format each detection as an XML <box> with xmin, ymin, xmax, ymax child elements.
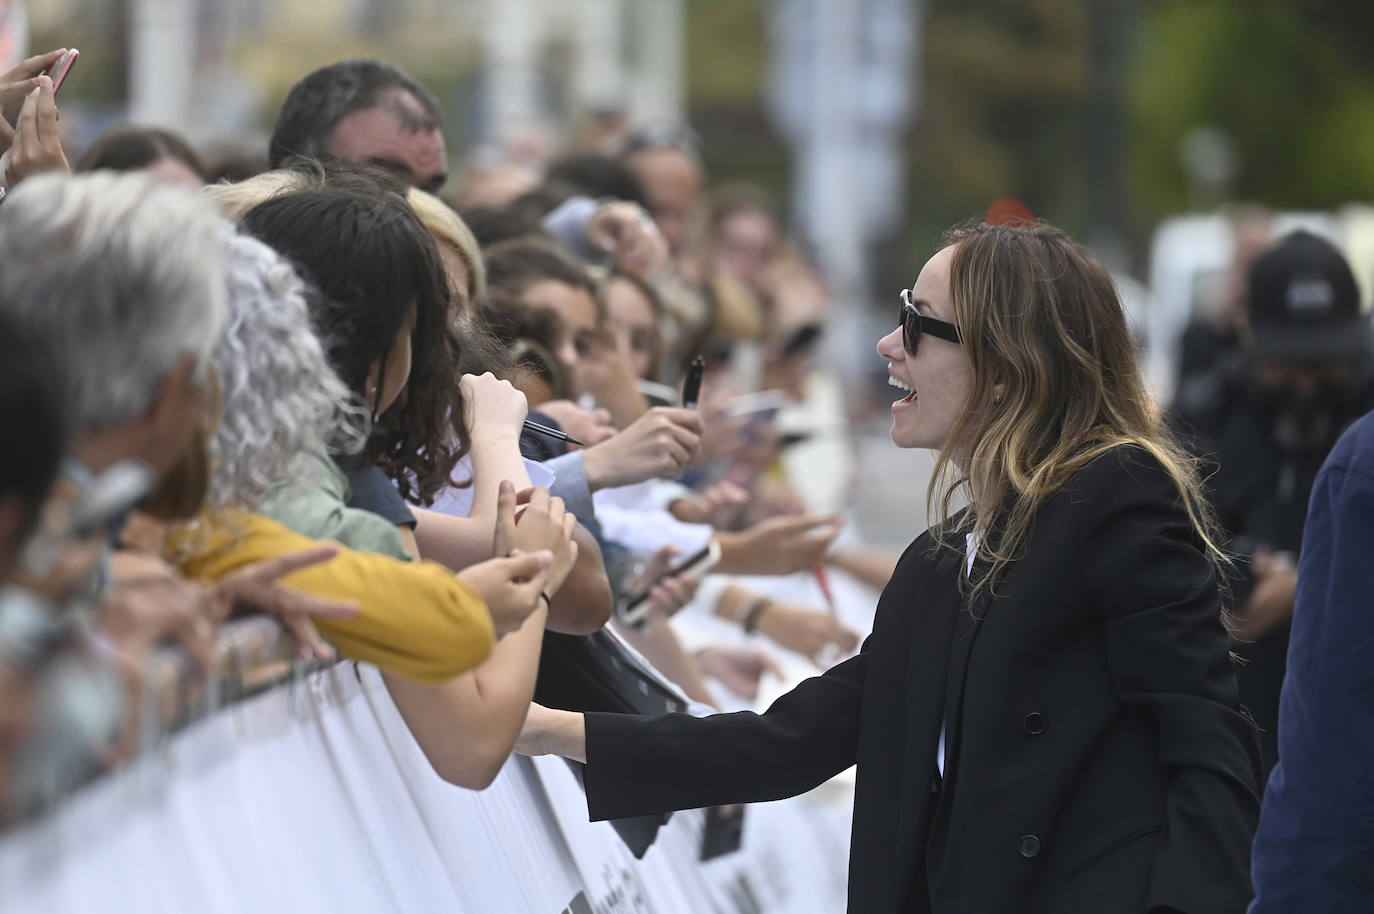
<box><xmin>203</xmin><ymin>231</ymin><xmax>367</xmax><ymax>515</ymax></box>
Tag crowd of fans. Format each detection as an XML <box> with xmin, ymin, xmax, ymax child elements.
<box><xmin>0</xmin><ymin>50</ymin><xmax>863</xmax><ymax>817</ymax></box>
<box><xmin>3</xmin><ymin>43</ymin><xmax>1374</xmax><ymax>911</ymax></box>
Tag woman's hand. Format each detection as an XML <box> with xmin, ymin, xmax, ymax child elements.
<box><xmin>622</xmin><ymin>545</ymin><xmax>701</xmax><ymax>622</ymax></box>
<box><xmin>460</xmin><ymin>371</ymin><xmax>528</xmax><ymax>439</ymax></box>
<box><xmin>740</xmin><ymin>479</ymin><xmax>809</xmax><ymax>525</ymax></box>
<box><xmin>570</xmin><ymin>330</ymin><xmax>650</xmax><ymax>428</ymax></box>
<box><xmin>515</xmin><ymin>702</ymin><xmax>587</xmax><ymax>763</ymax></box>
<box><xmin>494</xmin><ymin>481</ymin><xmax>578</xmax><ymax>596</ymax></box>
<box><xmin>580</xmin><ymin>407</ymin><xmax>704</xmax><ymax>490</ymax></box>
<box><xmin>586</xmin><ymin>201</ymin><xmax>668</xmax><ymax>279</ymax></box>
<box><xmin>715</xmin><ymin>513</ymin><xmax>843</xmax><ymax>576</ymax></box>
<box><xmin>0</xmin><ymin>48</ymin><xmax>65</xmax><ymax>139</ymax></box>
<box><xmin>753</xmin><ymin>602</ymin><xmax>859</xmax><ymax>664</ymax></box>
<box><xmin>213</xmin><ymin>546</ymin><xmax>358</xmax><ymax>661</ymax></box>
<box><xmin>100</xmin><ymin>553</ymin><xmax>222</xmax><ymax>672</ymax></box>
<box><xmin>695</xmin><ymin>645</ymin><xmax>783</xmax><ymax>700</ymax></box>
<box><xmin>668</xmin><ymin>480</ymin><xmax>750</xmax><ymax>526</ymax></box>
<box><xmin>104</xmin><ymin>547</ymin><xmax>358</xmax><ymax>666</ymax></box>
<box><xmin>645</xmin><ymin>573</ymin><xmax>699</xmax><ymax>620</ymax></box>
<box><xmin>472</xmin><ymin>477</ymin><xmax>561</xmax><ymax>635</ymax></box>
<box><xmin>5</xmin><ymin>77</ymin><xmax>68</xmax><ymax>187</ymax></box>
<box><xmin>458</xmin><ymin>550</ymin><xmax>552</xmax><ymax>637</ymax></box>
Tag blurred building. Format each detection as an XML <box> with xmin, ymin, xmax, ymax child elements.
<box><xmin>29</xmin><ymin>0</ymin><xmax>686</xmax><ymax>152</ymax></box>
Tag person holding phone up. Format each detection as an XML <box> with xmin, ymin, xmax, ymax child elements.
<box><xmin>0</xmin><ymin>49</ymin><xmax>73</xmax><ymax>191</ymax></box>
<box><xmin>519</xmin><ymin>221</ymin><xmax>1262</xmax><ymax>914</ymax></box>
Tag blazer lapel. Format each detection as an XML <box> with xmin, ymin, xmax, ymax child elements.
<box><xmin>893</xmin><ymin>537</ymin><xmax>966</xmax><ymax>878</ymax></box>
<box><xmin>922</xmin><ymin>549</ymin><xmax>996</xmax><ymax>904</ymax></box>
<box><xmin>940</xmin><ymin>584</ymin><xmax>989</xmax><ymax>783</ymax></box>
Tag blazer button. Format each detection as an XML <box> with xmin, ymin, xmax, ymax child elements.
<box><xmin>1023</xmin><ymin>711</ymin><xmax>1045</xmax><ymax>735</ymax></box>
<box><xmin>1018</xmin><ymin>835</ymin><xmax>1041</xmax><ymax>859</ymax></box>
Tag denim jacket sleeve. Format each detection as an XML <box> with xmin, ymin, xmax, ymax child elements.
<box><xmin>1250</xmin><ymin>414</ymin><xmax>1374</xmax><ymax>913</ymax></box>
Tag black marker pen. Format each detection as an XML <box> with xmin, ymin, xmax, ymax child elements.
<box><xmin>682</xmin><ymin>355</ymin><xmax>705</xmax><ymax>409</ymax></box>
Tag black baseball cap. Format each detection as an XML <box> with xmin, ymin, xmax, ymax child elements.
<box><xmin>1246</xmin><ymin>230</ymin><xmax>1372</xmax><ymax>361</ymax></box>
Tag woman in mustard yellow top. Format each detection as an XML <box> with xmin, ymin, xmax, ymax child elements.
<box><xmin>177</xmin><ymin>511</ymin><xmax>496</xmax><ymax>683</ymax></box>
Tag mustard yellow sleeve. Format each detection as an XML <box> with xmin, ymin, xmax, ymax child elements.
<box><xmin>176</xmin><ymin>514</ymin><xmax>494</xmax><ymax>682</ymax></box>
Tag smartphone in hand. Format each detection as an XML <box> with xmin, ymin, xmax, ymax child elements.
<box><xmin>42</xmin><ymin>48</ymin><xmax>79</xmax><ymax>94</ymax></box>
<box><xmin>617</xmin><ymin>539</ymin><xmax>721</xmax><ymax>627</ymax></box>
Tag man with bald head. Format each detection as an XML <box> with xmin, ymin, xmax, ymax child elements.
<box><xmin>269</xmin><ymin>59</ymin><xmax>449</xmax><ymax>192</ymax></box>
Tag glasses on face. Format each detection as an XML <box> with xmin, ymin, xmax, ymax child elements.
<box><xmin>899</xmin><ymin>288</ymin><xmax>963</xmax><ymax>355</ymax></box>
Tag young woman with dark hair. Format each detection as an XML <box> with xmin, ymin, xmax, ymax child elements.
<box><xmin>601</xmin><ymin>269</ymin><xmax>665</xmax><ymax>385</ymax></box>
<box><xmin>239</xmin><ymin>186</ymin><xmax>466</xmax><ymax>507</ymax></box>
<box><xmin>235</xmin><ymin>186</ymin><xmax>589</xmax><ymax>788</ymax></box>
<box><xmin>403</xmin><ymin>187</ymin><xmax>614</xmax><ymax>636</ymax></box>
<box><xmin>519</xmin><ymin>220</ymin><xmax>1263</xmax><ymax>914</ymax></box>
<box><xmin>484</xmin><ymin>237</ymin><xmax>606</xmax><ymax>374</ymax></box>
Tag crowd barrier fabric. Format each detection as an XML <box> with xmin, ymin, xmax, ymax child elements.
<box><xmin>0</xmin><ymin>661</ymin><xmax>851</xmax><ymax>913</ymax></box>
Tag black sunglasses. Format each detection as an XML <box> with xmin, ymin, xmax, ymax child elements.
<box><xmin>899</xmin><ymin>289</ymin><xmax>963</xmax><ymax>354</ymax></box>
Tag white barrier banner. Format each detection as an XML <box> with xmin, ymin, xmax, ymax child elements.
<box><xmin>0</xmin><ymin>662</ymin><xmax>849</xmax><ymax>913</ymax></box>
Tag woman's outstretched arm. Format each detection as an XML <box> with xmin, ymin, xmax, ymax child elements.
<box><xmin>518</xmin><ymin>644</ymin><xmax>870</xmax><ymax>821</ymax></box>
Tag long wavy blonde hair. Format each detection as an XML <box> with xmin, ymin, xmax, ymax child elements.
<box><xmin>928</xmin><ymin>221</ymin><xmax>1225</xmax><ymax>605</ymax></box>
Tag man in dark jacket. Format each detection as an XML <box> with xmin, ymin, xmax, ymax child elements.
<box><xmin>1249</xmin><ymin>406</ymin><xmax>1374</xmax><ymax>912</ymax></box>
<box><xmin>1173</xmin><ymin>230</ymin><xmax>1374</xmax><ymax>776</ymax></box>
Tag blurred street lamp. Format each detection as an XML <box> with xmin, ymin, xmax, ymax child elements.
<box><xmin>768</xmin><ymin>0</ymin><xmax>920</xmax><ymax>383</ymax></box>
<box><xmin>1180</xmin><ymin>124</ymin><xmax>1239</xmax><ymax>208</ymax></box>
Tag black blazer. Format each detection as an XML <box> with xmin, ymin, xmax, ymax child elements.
<box><xmin>582</xmin><ymin>448</ymin><xmax>1263</xmax><ymax>914</ymax></box>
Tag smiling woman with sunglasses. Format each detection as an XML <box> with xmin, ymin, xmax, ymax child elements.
<box><xmin>517</xmin><ymin>220</ymin><xmax>1263</xmax><ymax>914</ymax></box>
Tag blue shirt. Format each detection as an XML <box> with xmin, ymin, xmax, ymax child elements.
<box><xmin>1250</xmin><ymin>409</ymin><xmax>1374</xmax><ymax>913</ymax></box>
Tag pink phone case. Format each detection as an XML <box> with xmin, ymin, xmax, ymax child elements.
<box><xmin>45</xmin><ymin>49</ymin><xmax>78</xmax><ymax>93</ymax></box>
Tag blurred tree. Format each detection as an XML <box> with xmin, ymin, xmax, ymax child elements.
<box><xmin>901</xmin><ymin>0</ymin><xmax>1374</xmax><ymax>270</ymax></box>
<box><xmin>1129</xmin><ymin>0</ymin><xmax>1374</xmax><ymax>227</ymax></box>
<box><xmin>31</xmin><ymin>0</ymin><xmax>128</xmax><ymax>107</ymax></box>
<box><xmin>902</xmin><ymin>0</ymin><xmax>1092</xmax><ymax>261</ymax></box>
